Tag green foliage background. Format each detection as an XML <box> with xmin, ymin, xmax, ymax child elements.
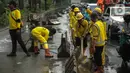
<box><xmin>0</xmin><ymin>0</ymin><xmax>9</xmax><ymax>27</ymax></box>
<box><xmin>0</xmin><ymin>0</ymin><xmax>96</xmax><ymax>27</ymax></box>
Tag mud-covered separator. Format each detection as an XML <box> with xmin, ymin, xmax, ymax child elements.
<box><xmin>65</xmin><ymin>55</ymin><xmax>75</xmax><ymax>73</ymax></box>
<box><xmin>57</xmin><ymin>31</ymin><xmax>70</xmax><ymax>58</ymax></box>
<box><xmin>65</xmin><ymin>39</ymin><xmax>92</xmax><ymax>73</ymax></box>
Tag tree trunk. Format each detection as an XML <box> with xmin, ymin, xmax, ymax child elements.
<box><xmin>18</xmin><ymin>0</ymin><xmax>24</xmax><ymax>9</ymax></box>
<box><xmin>28</xmin><ymin>0</ymin><xmax>32</xmax><ymax>9</ymax></box>
<box><xmin>38</xmin><ymin>0</ymin><xmax>41</xmax><ymax>9</ymax></box>
<box><xmin>45</xmin><ymin>0</ymin><xmax>47</xmax><ymax>10</ymax></box>
<box><xmin>32</xmin><ymin>0</ymin><xmax>37</xmax><ymax>11</ymax></box>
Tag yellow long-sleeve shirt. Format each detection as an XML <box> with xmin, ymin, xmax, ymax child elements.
<box><xmin>9</xmin><ymin>9</ymin><xmax>21</xmax><ymax>29</ymax></box>
<box><xmin>31</xmin><ymin>26</ymin><xmax>50</xmax><ymax>49</ymax></box>
<box><xmin>75</xmin><ymin>19</ymin><xmax>88</xmax><ymax>38</ymax></box>
<box><xmin>86</xmin><ymin>8</ymin><xmax>92</xmax><ymax>15</ymax></box>
<box><xmin>69</xmin><ymin>11</ymin><xmax>77</xmax><ymax>29</ymax></box>
<box><xmin>91</xmin><ymin>20</ymin><xmax>106</xmax><ymax>46</ymax></box>
<box><xmin>31</xmin><ymin>26</ymin><xmax>49</xmax><ymax>42</ymax></box>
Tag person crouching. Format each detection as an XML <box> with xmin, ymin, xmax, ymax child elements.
<box><xmin>31</xmin><ymin>23</ymin><xmax>56</xmax><ymax>58</ymax></box>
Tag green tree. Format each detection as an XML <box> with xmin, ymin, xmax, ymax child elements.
<box><xmin>47</xmin><ymin>0</ymin><xmax>53</xmax><ymax>9</ymax></box>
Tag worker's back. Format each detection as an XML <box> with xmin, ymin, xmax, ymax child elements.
<box><xmin>31</xmin><ymin>26</ymin><xmax>49</xmax><ymax>36</ymax></box>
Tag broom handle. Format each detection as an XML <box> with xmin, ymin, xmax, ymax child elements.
<box><xmin>81</xmin><ymin>37</ymin><xmax>84</xmax><ymax>56</ymax></box>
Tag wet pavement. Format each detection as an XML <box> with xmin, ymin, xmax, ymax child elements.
<box><xmin>0</xmin><ymin>11</ymin><xmax>130</xmax><ymax>73</ymax></box>
<box><xmin>0</xmin><ymin>12</ymin><xmax>68</xmax><ymax>73</ymax></box>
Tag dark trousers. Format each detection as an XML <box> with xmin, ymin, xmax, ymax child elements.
<box><xmin>9</xmin><ymin>29</ymin><xmax>28</xmax><ymax>54</ymax></box>
<box><xmin>94</xmin><ymin>46</ymin><xmax>104</xmax><ymax>66</ymax></box>
<box><xmin>75</xmin><ymin>37</ymin><xmax>87</xmax><ymax>48</ymax></box>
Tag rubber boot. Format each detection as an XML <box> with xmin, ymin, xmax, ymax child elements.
<box><xmin>45</xmin><ymin>49</ymin><xmax>53</xmax><ymax>58</ymax></box>
<box><xmin>94</xmin><ymin>66</ymin><xmax>104</xmax><ymax>73</ymax></box>
<box><xmin>34</xmin><ymin>46</ymin><xmax>39</xmax><ymax>54</ymax></box>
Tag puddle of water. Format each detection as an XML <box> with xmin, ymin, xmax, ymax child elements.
<box><xmin>0</xmin><ymin>38</ymin><xmax>11</xmax><ymax>44</ymax></box>
<box><xmin>17</xmin><ymin>62</ymin><xmax>22</xmax><ymax>65</ymax></box>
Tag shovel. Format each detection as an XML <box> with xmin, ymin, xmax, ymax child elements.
<box><xmin>78</xmin><ymin>37</ymin><xmax>84</xmax><ymax>60</ymax></box>
<box><xmin>78</xmin><ymin>37</ymin><xmax>92</xmax><ymax>73</ymax></box>
<box><xmin>73</xmin><ymin>37</ymin><xmax>84</xmax><ymax>73</ymax></box>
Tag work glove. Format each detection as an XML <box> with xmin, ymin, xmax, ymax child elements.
<box><xmin>71</xmin><ymin>28</ymin><xmax>75</xmax><ymax>32</ymax></box>
<box><xmin>81</xmin><ymin>35</ymin><xmax>85</xmax><ymax>38</ymax></box>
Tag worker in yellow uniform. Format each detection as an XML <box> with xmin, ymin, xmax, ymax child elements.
<box><xmin>69</xmin><ymin>7</ymin><xmax>80</xmax><ymax>44</ymax></box>
<box><xmin>69</xmin><ymin>7</ymin><xmax>80</xmax><ymax>29</ymax></box>
<box><xmin>87</xmin><ymin>7</ymin><xmax>106</xmax><ymax>66</ymax></box>
<box><xmin>69</xmin><ymin>5</ymin><xmax>76</xmax><ymax>39</ymax></box>
<box><xmin>7</xmin><ymin>1</ymin><xmax>30</xmax><ymax>57</ymax></box>
<box><xmin>93</xmin><ymin>7</ymin><xmax>107</xmax><ymax>66</ymax></box>
<box><xmin>31</xmin><ymin>23</ymin><xmax>56</xmax><ymax>57</ymax></box>
<box><xmin>69</xmin><ymin>5</ymin><xmax>76</xmax><ymax>22</ymax></box>
<box><xmin>75</xmin><ymin>12</ymin><xmax>89</xmax><ymax>54</ymax></box>
<box><xmin>90</xmin><ymin>12</ymin><xmax>106</xmax><ymax>73</ymax></box>
<box><xmin>85</xmin><ymin>7</ymin><xmax>101</xmax><ymax>55</ymax></box>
